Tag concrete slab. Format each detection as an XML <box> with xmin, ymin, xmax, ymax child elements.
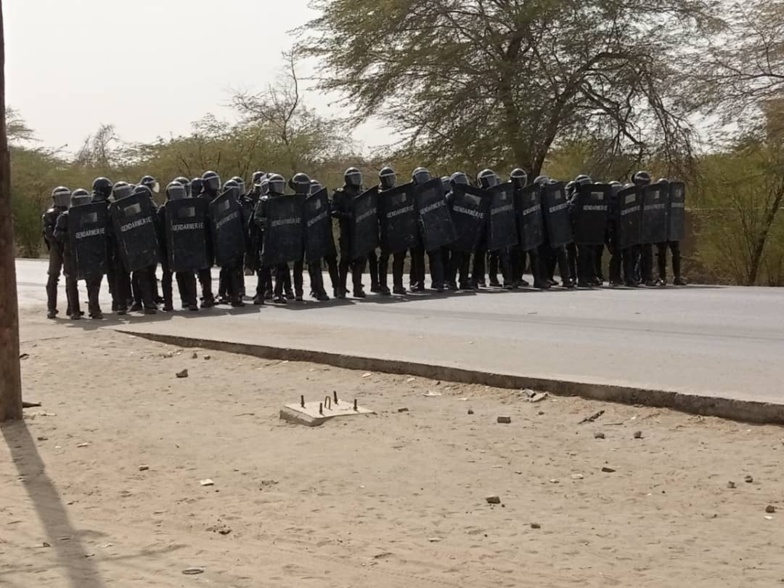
<box><xmin>280</xmin><ymin>398</ymin><xmax>374</xmax><ymax>427</ymax></box>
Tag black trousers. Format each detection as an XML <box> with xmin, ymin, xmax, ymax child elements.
<box><xmin>657</xmin><ymin>241</ymin><xmax>682</xmax><ymax>280</ymax></box>
<box><xmin>46</xmin><ymin>246</ymin><xmax>64</xmax><ymax>313</ymax></box>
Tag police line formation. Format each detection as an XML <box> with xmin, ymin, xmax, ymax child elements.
<box><xmin>41</xmin><ymin>167</ymin><xmax>687</xmax><ymax>320</ymax></box>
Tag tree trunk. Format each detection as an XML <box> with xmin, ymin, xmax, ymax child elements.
<box><xmin>746</xmin><ymin>184</ymin><xmax>784</xmax><ymax>286</ymax></box>
<box><xmin>0</xmin><ymin>0</ymin><xmax>24</xmax><ymax>422</ymax></box>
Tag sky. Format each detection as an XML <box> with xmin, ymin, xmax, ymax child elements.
<box><xmin>4</xmin><ymin>0</ymin><xmax>396</xmax><ymax>154</ymax></box>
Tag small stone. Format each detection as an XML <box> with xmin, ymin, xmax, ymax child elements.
<box><xmin>744</xmin><ymin>475</ymin><xmax>754</xmax><ymax>484</ymax></box>
<box><xmin>530</xmin><ymin>523</ymin><xmax>541</xmax><ymax>529</ymax></box>
<box><xmin>594</xmin><ymin>432</ymin><xmax>605</xmax><ymax>439</ymax></box>
<box><xmin>633</xmin><ymin>431</ymin><xmax>643</xmax><ymax>439</ymax></box>
<box><xmin>42</xmin><ymin>542</ymin><xmax>51</xmax><ymax>548</ymax></box>
<box><xmin>139</xmin><ymin>465</ymin><xmax>149</xmax><ymax>472</ymax></box>
<box><xmin>218</xmin><ymin>528</ymin><xmax>232</xmax><ymax>535</ymax></box>
<box><xmin>549</xmin><ymin>478</ymin><xmax>560</xmax><ymax>484</ymax></box>
<box><xmin>497</xmin><ymin>416</ymin><xmax>512</xmax><ymax>424</ymax></box>
<box><xmin>766</xmin><ymin>505</ymin><xmax>776</xmax><ymax>514</ymax></box>
<box><xmin>468</xmin><ymin>409</ymin><xmax>474</xmax><ymax>415</ymax></box>
<box><xmin>182</xmin><ymin>567</ymin><xmax>204</xmax><ymax>575</ymax></box>
<box><xmin>601</xmin><ymin>466</ymin><xmax>616</xmax><ymax>473</ymax></box>
<box><xmin>176</xmin><ymin>369</ymin><xmax>189</xmax><ymax>378</ymax></box>
<box><xmin>76</xmin><ymin>443</ymin><xmax>89</xmax><ymax>448</ymax></box>
<box><xmin>192</xmin><ymin>352</ymin><xmax>198</xmax><ymax>359</ymax></box>
<box><xmin>571</xmin><ymin>474</ymin><xmax>584</xmax><ymax>480</ymax></box>
<box><xmin>427</xmin><ymin>537</ymin><xmax>442</xmax><ymax>543</ymax></box>
<box><xmin>204</xmin><ymin>355</ymin><xmax>211</xmax><ymax>360</ymax></box>
<box><xmin>37</xmin><ymin>436</ymin><xmax>48</xmax><ymax>441</ymax></box>
<box><xmin>485</xmin><ymin>495</ymin><xmax>501</xmax><ymax>504</ymax></box>
<box><xmin>397</xmin><ymin>407</ymin><xmax>409</xmax><ymax>413</ymax></box>
<box><xmin>199</xmin><ymin>479</ymin><xmax>215</xmax><ymax>487</ymax></box>
<box><xmin>727</xmin><ymin>481</ymin><xmax>736</xmax><ymax>489</ymax></box>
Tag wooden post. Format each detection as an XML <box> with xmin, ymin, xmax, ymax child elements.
<box><xmin>0</xmin><ymin>0</ymin><xmax>23</xmax><ymax>422</ymax></box>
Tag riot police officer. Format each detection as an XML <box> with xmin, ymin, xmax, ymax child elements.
<box><xmin>536</xmin><ymin>176</ymin><xmax>574</xmax><ymax>288</ymax></box>
<box><xmin>376</xmin><ymin>166</ymin><xmax>402</xmax><ymax>295</ymax></box>
<box><xmin>276</xmin><ymin>173</ymin><xmax>309</xmax><ymax>301</ymax></box>
<box><xmin>332</xmin><ymin>167</ymin><xmax>366</xmax><ymax>298</ymax></box>
<box><xmin>510</xmin><ymin>168</ymin><xmax>547</xmax><ymax>289</ymax></box>
<box><xmin>53</xmin><ymin>189</ymin><xmax>104</xmax><ymax>319</ymax></box>
<box><xmin>91</xmin><ymin>177</ymin><xmax>119</xmax><ymax>309</ymax></box>
<box><xmin>195</xmin><ymin>170</ymin><xmax>220</xmax><ymax>307</ymax></box>
<box><xmin>445</xmin><ymin>172</ymin><xmax>474</xmax><ymax>290</ymax></box>
<box><xmin>158</xmin><ymin>181</ymin><xmax>200</xmax><ymax>311</ymax></box>
<box><xmin>656</xmin><ymin>178</ymin><xmax>687</xmax><ymax>286</ymax></box>
<box><xmin>42</xmin><ymin>186</ymin><xmax>72</xmax><ymax>318</ymax></box>
<box><xmin>249</xmin><ymin>174</ymin><xmax>271</xmax><ymax>305</ymax></box>
<box><xmin>410</xmin><ymin>167</ymin><xmax>445</xmax><ymax>292</ymax></box>
<box><xmin>633</xmin><ymin>171</ymin><xmax>661</xmax><ymax>286</ymax></box>
<box><xmin>478</xmin><ymin>169</ymin><xmax>513</xmax><ymax>289</ymax></box>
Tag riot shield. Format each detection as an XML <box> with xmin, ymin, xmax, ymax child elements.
<box><xmin>303</xmin><ymin>188</ymin><xmax>336</xmax><ymax>264</ymax></box>
<box><xmin>415</xmin><ymin>178</ymin><xmax>456</xmax><ymax>252</ymax></box>
<box><xmin>166</xmin><ymin>198</ymin><xmax>209</xmax><ymax>272</ymax></box>
<box><xmin>667</xmin><ymin>181</ymin><xmax>686</xmax><ymax>242</ymax></box>
<box><xmin>350</xmin><ymin>186</ymin><xmax>379</xmax><ymax>260</ymax></box>
<box><xmin>449</xmin><ymin>184</ymin><xmax>489</xmax><ymax>253</ymax></box>
<box><xmin>209</xmin><ymin>192</ymin><xmax>246</xmax><ymax>267</ymax></box>
<box><xmin>541</xmin><ymin>181</ymin><xmax>573</xmax><ymax>248</ymax></box>
<box><xmin>487</xmin><ymin>182</ymin><xmax>518</xmax><ymax>251</ymax></box>
<box><xmin>516</xmin><ymin>185</ymin><xmax>544</xmax><ymax>252</ymax></box>
<box><xmin>618</xmin><ymin>186</ymin><xmax>643</xmax><ymax>249</ymax></box>
<box><xmin>68</xmin><ymin>202</ymin><xmax>108</xmax><ymax>280</ymax></box>
<box><xmin>110</xmin><ymin>192</ymin><xmax>159</xmax><ymax>272</ymax></box>
<box><xmin>572</xmin><ymin>184</ymin><xmax>611</xmax><ymax>246</ymax></box>
<box><xmin>640</xmin><ymin>182</ymin><xmax>669</xmax><ymax>245</ymax></box>
<box><xmin>378</xmin><ymin>183</ymin><xmax>419</xmax><ymax>254</ymax></box>
<box><xmin>262</xmin><ymin>194</ymin><xmax>305</xmax><ymax>266</ymax></box>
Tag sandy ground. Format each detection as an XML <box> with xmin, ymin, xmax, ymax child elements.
<box><xmin>2</xmin><ymin>311</ymin><xmax>784</xmax><ymax>588</ymax></box>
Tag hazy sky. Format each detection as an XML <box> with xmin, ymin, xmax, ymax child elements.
<box><xmin>5</xmin><ymin>0</ymin><xmax>394</xmax><ymax>153</ymax></box>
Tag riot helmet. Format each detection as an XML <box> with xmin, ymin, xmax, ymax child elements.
<box><xmin>259</xmin><ymin>177</ymin><xmax>270</xmax><ymax>197</ymax></box>
<box><xmin>166</xmin><ymin>181</ymin><xmax>187</xmax><ymax>201</ymax></box>
<box><xmin>190</xmin><ymin>177</ymin><xmax>204</xmax><ymax>197</ymax></box>
<box><xmin>310</xmin><ymin>179</ymin><xmax>324</xmax><ymax>195</ymax></box>
<box><xmin>91</xmin><ymin>177</ymin><xmax>113</xmax><ymax>201</ymax></box>
<box><xmin>574</xmin><ymin>174</ymin><xmax>592</xmax><ymax>187</ymax></box>
<box><xmin>344</xmin><ymin>167</ymin><xmax>362</xmax><ymax>188</ymax></box>
<box><xmin>267</xmin><ymin>173</ymin><xmax>286</xmax><ymax>196</ymax></box>
<box><xmin>133</xmin><ymin>184</ymin><xmax>153</xmax><ymax>199</ymax></box>
<box><xmin>565</xmin><ymin>181</ymin><xmax>576</xmax><ymax>197</ymax></box>
<box><xmin>230</xmin><ymin>176</ymin><xmax>246</xmax><ymax>196</ymax></box>
<box><xmin>252</xmin><ymin>170</ymin><xmax>265</xmax><ymax>185</ymax></box>
<box><xmin>51</xmin><ymin>186</ymin><xmax>72</xmax><ymax>209</ymax></box>
<box><xmin>510</xmin><ymin>168</ymin><xmax>528</xmax><ymax>190</ymax></box>
<box><xmin>477</xmin><ymin>169</ymin><xmax>499</xmax><ymax>189</ymax></box>
<box><xmin>112</xmin><ymin>181</ymin><xmax>133</xmax><ymax>201</ymax></box>
<box><xmin>70</xmin><ymin>189</ymin><xmax>92</xmax><ymax>208</ymax></box>
<box><xmin>532</xmin><ymin>175</ymin><xmax>550</xmax><ymax>186</ymax></box>
<box><xmin>411</xmin><ymin>167</ymin><xmax>431</xmax><ymax>185</ymax></box>
<box><xmin>201</xmin><ymin>170</ymin><xmax>221</xmax><ymax>193</ymax></box>
<box><xmin>289</xmin><ymin>172</ymin><xmax>311</xmax><ymax>196</ymax></box>
<box><xmin>450</xmin><ymin>172</ymin><xmax>469</xmax><ymax>187</ymax></box>
<box><xmin>632</xmin><ymin>171</ymin><xmax>652</xmax><ymax>187</ymax></box>
<box><xmin>379</xmin><ymin>166</ymin><xmax>397</xmax><ymax>191</ymax></box>
<box><xmin>140</xmin><ymin>175</ymin><xmax>160</xmax><ymax>194</ymax></box>
<box><xmin>173</xmin><ymin>176</ymin><xmax>191</xmax><ymax>196</ymax></box>
<box><xmin>222</xmin><ymin>179</ymin><xmax>241</xmax><ymax>201</ymax></box>
<box><xmin>440</xmin><ymin>176</ymin><xmax>451</xmax><ymax>194</ymax></box>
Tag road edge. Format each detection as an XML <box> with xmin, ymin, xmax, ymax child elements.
<box><xmin>120</xmin><ymin>330</ymin><xmax>784</xmax><ymax>426</ymax></box>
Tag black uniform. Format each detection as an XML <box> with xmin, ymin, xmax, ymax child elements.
<box><xmin>332</xmin><ymin>184</ymin><xmax>366</xmax><ymax>297</ymax></box>
<box><xmin>42</xmin><ymin>204</ymin><xmax>68</xmax><ymax>317</ymax></box>
<box><xmin>53</xmin><ymin>207</ymin><xmax>103</xmax><ymax>319</ymax></box>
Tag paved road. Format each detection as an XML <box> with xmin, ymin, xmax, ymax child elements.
<box><xmin>16</xmin><ymin>259</ymin><xmax>784</xmax><ymax>405</ymax></box>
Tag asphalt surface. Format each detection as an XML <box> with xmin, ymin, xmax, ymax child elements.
<box><xmin>16</xmin><ymin>259</ymin><xmax>784</xmax><ymax>405</ymax></box>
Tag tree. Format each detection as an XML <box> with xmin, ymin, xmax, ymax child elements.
<box><xmin>0</xmin><ymin>0</ymin><xmax>24</xmax><ymax>421</ymax></box>
<box><xmin>5</xmin><ymin>106</ymin><xmax>35</xmax><ymax>145</ymax></box>
<box><xmin>232</xmin><ymin>51</ymin><xmax>347</xmax><ymax>174</ymax></box>
<box><xmin>300</xmin><ymin>0</ymin><xmax>719</xmax><ymax>176</ymax></box>
<box><xmin>688</xmin><ymin>0</ymin><xmax>784</xmax><ymax>133</ymax></box>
